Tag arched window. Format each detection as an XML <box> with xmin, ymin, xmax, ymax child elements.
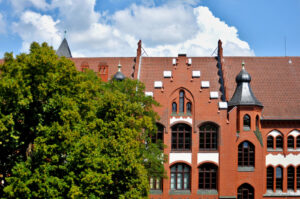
<box><xmin>276</xmin><ymin>136</ymin><xmax>283</xmax><ymax>149</ymax></box>
<box><xmin>243</xmin><ymin>114</ymin><xmax>251</xmax><ymax>131</ymax></box>
<box><xmin>297</xmin><ymin>136</ymin><xmax>300</xmax><ymax>148</ymax></box>
<box><xmin>287</xmin><ymin>166</ymin><xmax>295</xmax><ymax>190</ymax></box>
<box><xmin>151</xmin><ymin>123</ymin><xmax>164</xmax><ymax>144</ymax></box>
<box><xmin>199</xmin><ymin>124</ymin><xmax>218</xmax><ymax>150</ymax></box>
<box><xmin>81</xmin><ymin>62</ymin><xmax>89</xmax><ymax>72</ymax></box>
<box><xmin>266</xmin><ymin>167</ymin><xmax>274</xmax><ymax>190</ymax></box>
<box><xmin>171</xmin><ymin>124</ymin><xmax>191</xmax><ymax>151</ymax></box>
<box><xmin>276</xmin><ymin>167</ymin><xmax>283</xmax><ymax>190</ymax></box>
<box><xmin>267</xmin><ymin>136</ymin><xmax>274</xmax><ymax>149</ymax></box>
<box><xmin>179</xmin><ymin>91</ymin><xmax>185</xmax><ymax>113</ymax></box>
<box><xmin>238</xmin><ymin>141</ymin><xmax>255</xmax><ymax>167</ymax></box>
<box><xmin>287</xmin><ymin>136</ymin><xmax>294</xmax><ymax>149</ymax></box>
<box><xmin>255</xmin><ymin>115</ymin><xmax>259</xmax><ymax>129</ymax></box>
<box><xmin>198</xmin><ymin>163</ymin><xmax>218</xmax><ymax>190</ymax></box>
<box><xmin>170</xmin><ymin>163</ymin><xmax>190</xmax><ymax>190</ymax></box>
<box><xmin>172</xmin><ymin>102</ymin><xmax>177</xmax><ymax>114</ymax></box>
<box><xmin>297</xmin><ymin>166</ymin><xmax>300</xmax><ymax>189</ymax></box>
<box><xmin>237</xmin><ymin>183</ymin><xmax>254</xmax><ymax>199</ymax></box>
<box><xmin>186</xmin><ymin>102</ymin><xmax>192</xmax><ymax>114</ymax></box>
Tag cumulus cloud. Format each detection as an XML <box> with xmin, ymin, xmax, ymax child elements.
<box><xmin>0</xmin><ymin>13</ymin><xmax>6</xmax><ymax>34</ymax></box>
<box><xmin>10</xmin><ymin>0</ymin><xmax>50</xmax><ymax>13</ymax></box>
<box><xmin>51</xmin><ymin>0</ymin><xmax>100</xmax><ymax>31</ymax></box>
<box><xmin>112</xmin><ymin>4</ymin><xmax>198</xmax><ymax>46</ymax></box>
<box><xmin>12</xmin><ymin>11</ymin><xmax>61</xmax><ymax>52</ymax></box>
<box><xmin>11</xmin><ymin>0</ymin><xmax>254</xmax><ymax>57</ymax></box>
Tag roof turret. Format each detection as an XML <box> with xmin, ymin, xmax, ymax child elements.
<box><xmin>113</xmin><ymin>62</ymin><xmax>125</xmax><ymax>81</ymax></box>
<box><xmin>57</xmin><ymin>38</ymin><xmax>72</xmax><ymax>58</ymax></box>
<box><xmin>228</xmin><ymin>62</ymin><xmax>263</xmax><ymax>107</ymax></box>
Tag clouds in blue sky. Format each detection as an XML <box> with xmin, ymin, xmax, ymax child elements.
<box><xmin>0</xmin><ymin>0</ymin><xmax>255</xmax><ymax>57</ymax></box>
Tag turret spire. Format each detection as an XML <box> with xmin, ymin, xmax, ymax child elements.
<box><xmin>228</xmin><ymin>62</ymin><xmax>262</xmax><ymax>107</ymax></box>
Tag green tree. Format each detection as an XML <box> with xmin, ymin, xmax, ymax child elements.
<box><xmin>0</xmin><ymin>42</ymin><xmax>165</xmax><ymax>198</ymax></box>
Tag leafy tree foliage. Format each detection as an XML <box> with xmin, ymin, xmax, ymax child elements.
<box><xmin>0</xmin><ymin>42</ymin><xmax>165</xmax><ymax>198</ymax></box>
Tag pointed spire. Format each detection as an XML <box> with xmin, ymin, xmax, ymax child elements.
<box><xmin>113</xmin><ymin>61</ymin><xmax>125</xmax><ymax>81</ymax></box>
<box><xmin>57</xmin><ymin>34</ymin><xmax>72</xmax><ymax>58</ymax></box>
<box><xmin>228</xmin><ymin>62</ymin><xmax>262</xmax><ymax>107</ymax></box>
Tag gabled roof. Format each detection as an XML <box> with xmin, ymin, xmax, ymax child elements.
<box><xmin>57</xmin><ymin>38</ymin><xmax>72</xmax><ymax>58</ymax></box>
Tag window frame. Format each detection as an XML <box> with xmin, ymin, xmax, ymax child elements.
<box><xmin>266</xmin><ymin>166</ymin><xmax>274</xmax><ymax>190</ymax></box>
<box><xmin>243</xmin><ymin>114</ymin><xmax>251</xmax><ymax>131</ymax></box>
<box><xmin>287</xmin><ymin>166</ymin><xmax>295</xmax><ymax>190</ymax></box>
<box><xmin>287</xmin><ymin>136</ymin><xmax>295</xmax><ymax>149</ymax></box>
<box><xmin>170</xmin><ymin>163</ymin><xmax>191</xmax><ymax>190</ymax></box>
<box><xmin>267</xmin><ymin>136</ymin><xmax>274</xmax><ymax>149</ymax></box>
<box><xmin>179</xmin><ymin>91</ymin><xmax>185</xmax><ymax>113</ymax></box>
<box><xmin>171</xmin><ymin>124</ymin><xmax>191</xmax><ymax>151</ymax></box>
<box><xmin>149</xmin><ymin>176</ymin><xmax>162</xmax><ymax>190</ymax></box>
<box><xmin>276</xmin><ymin>166</ymin><xmax>283</xmax><ymax>190</ymax></box>
<box><xmin>237</xmin><ymin>183</ymin><xmax>254</xmax><ymax>199</ymax></box>
<box><xmin>151</xmin><ymin>123</ymin><xmax>164</xmax><ymax>144</ymax></box>
<box><xmin>199</xmin><ymin>124</ymin><xmax>218</xmax><ymax>151</ymax></box>
<box><xmin>276</xmin><ymin>136</ymin><xmax>283</xmax><ymax>150</ymax></box>
<box><xmin>238</xmin><ymin>141</ymin><xmax>255</xmax><ymax>167</ymax></box>
<box><xmin>198</xmin><ymin>163</ymin><xmax>218</xmax><ymax>190</ymax></box>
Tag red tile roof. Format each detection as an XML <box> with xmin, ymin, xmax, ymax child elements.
<box><xmin>223</xmin><ymin>57</ymin><xmax>300</xmax><ymax>119</ymax></box>
<box><xmin>70</xmin><ymin>57</ymin><xmax>136</xmax><ymax>80</ymax></box>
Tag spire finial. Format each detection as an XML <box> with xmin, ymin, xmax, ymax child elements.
<box><xmin>118</xmin><ymin>61</ymin><xmax>122</xmax><ymax>72</ymax></box>
<box><xmin>64</xmin><ymin>30</ymin><xmax>67</xmax><ymax>39</ymax></box>
<box><xmin>242</xmin><ymin>61</ymin><xmax>245</xmax><ymax>69</ymax></box>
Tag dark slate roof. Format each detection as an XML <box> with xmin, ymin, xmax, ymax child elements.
<box><xmin>228</xmin><ymin>66</ymin><xmax>263</xmax><ymax>107</ymax></box>
<box><xmin>57</xmin><ymin>38</ymin><xmax>72</xmax><ymax>58</ymax></box>
<box><xmin>113</xmin><ymin>71</ymin><xmax>125</xmax><ymax>81</ymax></box>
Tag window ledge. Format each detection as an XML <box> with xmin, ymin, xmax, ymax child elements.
<box><xmin>264</xmin><ymin>190</ymin><xmax>300</xmax><ymax>197</ymax></box>
<box><xmin>150</xmin><ymin>190</ymin><xmax>162</xmax><ymax>195</ymax></box>
<box><xmin>267</xmin><ymin>148</ymin><xmax>283</xmax><ymax>152</ymax></box>
<box><xmin>238</xmin><ymin>166</ymin><xmax>255</xmax><ymax>172</ymax></box>
<box><xmin>171</xmin><ymin>150</ymin><xmax>191</xmax><ymax>153</ymax></box>
<box><xmin>197</xmin><ymin>189</ymin><xmax>218</xmax><ymax>195</ymax></box>
<box><xmin>169</xmin><ymin>190</ymin><xmax>191</xmax><ymax>195</ymax></box>
<box><xmin>199</xmin><ymin>150</ymin><xmax>218</xmax><ymax>152</ymax></box>
<box><xmin>243</xmin><ymin>127</ymin><xmax>251</xmax><ymax>131</ymax></box>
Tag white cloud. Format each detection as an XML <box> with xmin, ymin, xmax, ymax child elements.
<box><xmin>12</xmin><ymin>11</ymin><xmax>61</xmax><ymax>52</ymax></box>
<box><xmin>11</xmin><ymin>1</ymin><xmax>254</xmax><ymax>57</ymax></box>
<box><xmin>112</xmin><ymin>4</ymin><xmax>198</xmax><ymax>46</ymax></box>
<box><xmin>10</xmin><ymin>0</ymin><xmax>50</xmax><ymax>13</ymax></box>
<box><xmin>51</xmin><ymin>0</ymin><xmax>100</xmax><ymax>31</ymax></box>
<box><xmin>0</xmin><ymin>13</ymin><xmax>6</xmax><ymax>34</ymax></box>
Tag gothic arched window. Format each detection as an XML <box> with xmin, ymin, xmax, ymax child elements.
<box><xmin>267</xmin><ymin>136</ymin><xmax>274</xmax><ymax>149</ymax></box>
<box><xmin>287</xmin><ymin>136</ymin><xmax>294</xmax><ymax>149</ymax></box>
<box><xmin>238</xmin><ymin>141</ymin><xmax>255</xmax><ymax>167</ymax></box>
<box><xmin>172</xmin><ymin>102</ymin><xmax>177</xmax><ymax>113</ymax></box>
<box><xmin>179</xmin><ymin>91</ymin><xmax>185</xmax><ymax>113</ymax></box>
<box><xmin>266</xmin><ymin>166</ymin><xmax>274</xmax><ymax>190</ymax></box>
<box><xmin>186</xmin><ymin>102</ymin><xmax>192</xmax><ymax>114</ymax></box>
<box><xmin>237</xmin><ymin>183</ymin><xmax>254</xmax><ymax>199</ymax></box>
<box><xmin>243</xmin><ymin>114</ymin><xmax>251</xmax><ymax>130</ymax></box>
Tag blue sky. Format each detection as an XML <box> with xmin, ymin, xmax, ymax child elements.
<box><xmin>0</xmin><ymin>0</ymin><xmax>299</xmax><ymax>57</ymax></box>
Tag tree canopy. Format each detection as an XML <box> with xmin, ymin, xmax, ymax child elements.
<box><xmin>0</xmin><ymin>42</ymin><xmax>165</xmax><ymax>198</ymax></box>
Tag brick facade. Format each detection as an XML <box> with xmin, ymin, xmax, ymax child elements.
<box><xmin>67</xmin><ymin>39</ymin><xmax>300</xmax><ymax>198</ymax></box>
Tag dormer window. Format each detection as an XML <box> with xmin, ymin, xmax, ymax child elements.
<box><xmin>243</xmin><ymin>114</ymin><xmax>251</xmax><ymax>131</ymax></box>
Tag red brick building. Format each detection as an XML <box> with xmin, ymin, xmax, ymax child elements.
<box><xmin>58</xmin><ymin>39</ymin><xmax>300</xmax><ymax>199</ymax></box>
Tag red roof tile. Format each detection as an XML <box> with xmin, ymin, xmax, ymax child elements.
<box><xmin>223</xmin><ymin>57</ymin><xmax>300</xmax><ymax>119</ymax></box>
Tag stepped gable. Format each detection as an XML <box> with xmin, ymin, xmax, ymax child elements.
<box><xmin>70</xmin><ymin>57</ymin><xmax>135</xmax><ymax>80</ymax></box>
<box><xmin>223</xmin><ymin>57</ymin><xmax>300</xmax><ymax>119</ymax></box>
<box><xmin>140</xmin><ymin>57</ymin><xmax>220</xmax><ymax>94</ymax></box>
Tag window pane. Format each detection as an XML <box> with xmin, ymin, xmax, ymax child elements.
<box><xmin>177</xmin><ymin>173</ymin><xmax>182</xmax><ymax>189</ymax></box>
<box><xmin>184</xmin><ymin>173</ymin><xmax>190</xmax><ymax>189</ymax></box>
<box><xmin>171</xmin><ymin>173</ymin><xmax>175</xmax><ymax>190</ymax></box>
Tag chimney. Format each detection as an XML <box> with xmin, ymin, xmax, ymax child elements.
<box><xmin>218</xmin><ymin>39</ymin><xmax>223</xmax><ymax>61</ymax></box>
<box><xmin>137</xmin><ymin>40</ymin><xmax>142</xmax><ymax>58</ymax></box>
